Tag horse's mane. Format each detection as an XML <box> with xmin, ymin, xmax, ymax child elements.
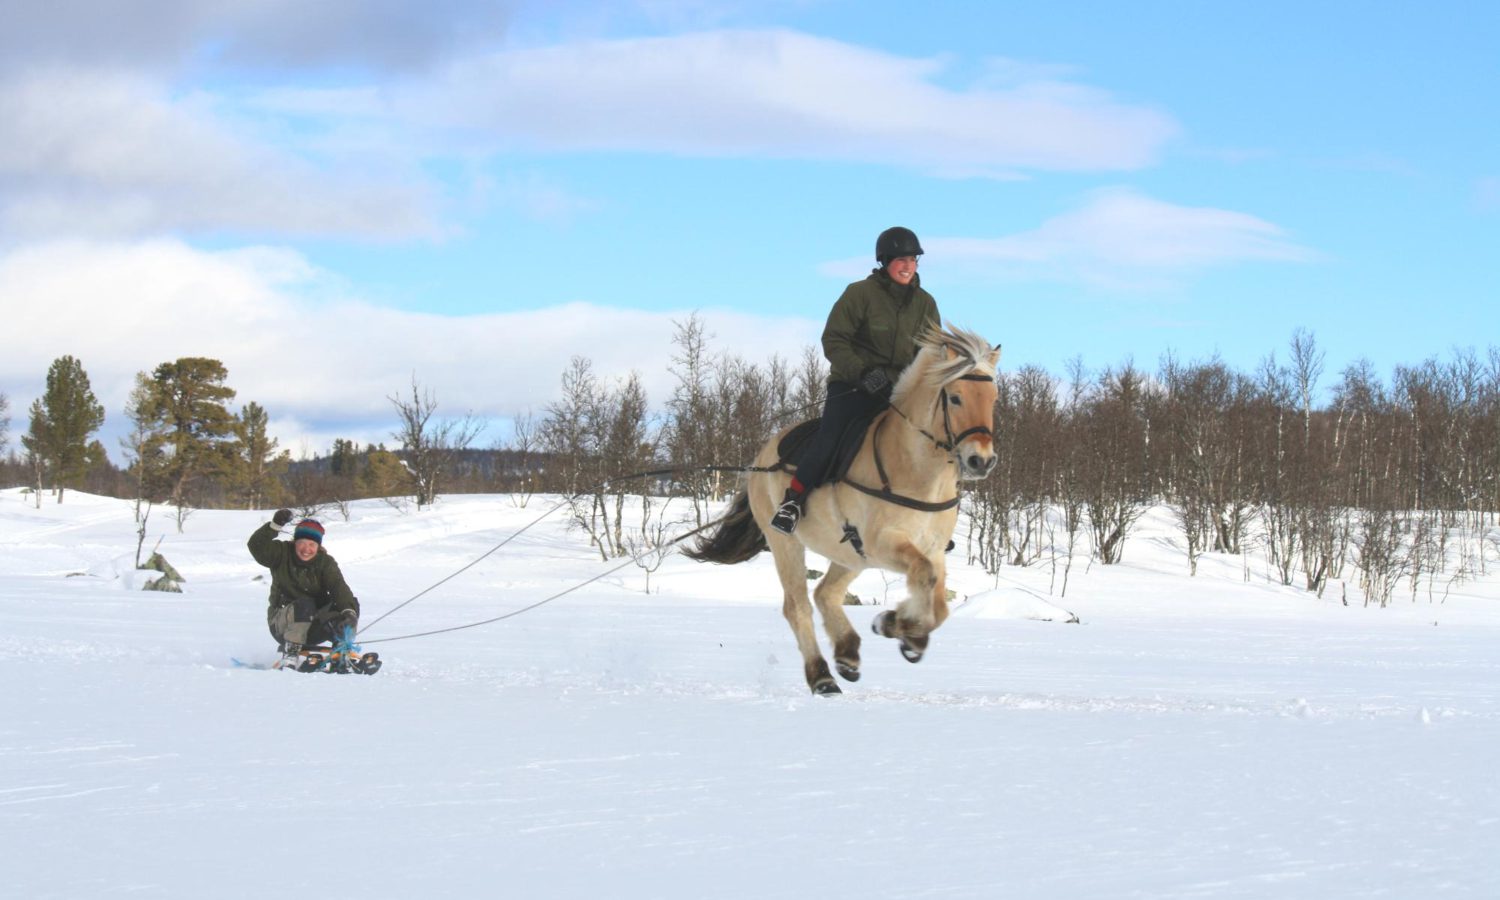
<box><xmin>891</xmin><ymin>323</ymin><xmax>997</xmax><ymax>403</ymax></box>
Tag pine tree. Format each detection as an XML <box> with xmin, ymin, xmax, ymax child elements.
<box><xmin>231</xmin><ymin>401</ymin><xmax>287</xmax><ymax>509</ymax></box>
<box><xmin>139</xmin><ymin>357</ymin><xmax>239</xmax><ymax>525</ymax></box>
<box><xmin>330</xmin><ymin>438</ymin><xmax>360</xmax><ymax>478</ymax></box>
<box><xmin>21</xmin><ymin>356</ymin><xmax>106</xmax><ymax>503</ymax></box>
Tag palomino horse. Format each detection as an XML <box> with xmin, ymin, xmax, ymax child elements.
<box><xmin>686</xmin><ymin>324</ymin><xmax>1000</xmax><ymax>694</ymax></box>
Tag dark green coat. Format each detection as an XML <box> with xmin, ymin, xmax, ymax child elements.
<box><xmin>821</xmin><ymin>269</ymin><xmax>940</xmax><ymax>386</ymax></box>
<box><xmin>247</xmin><ymin>523</ymin><xmax>359</xmax><ymax>621</ymax></box>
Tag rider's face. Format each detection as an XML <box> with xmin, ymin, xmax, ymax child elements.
<box><xmin>294</xmin><ymin>538</ymin><xmax>319</xmax><ymax>562</ymax></box>
<box><xmin>886</xmin><ymin>255</ymin><xmax>918</xmax><ymax>286</ymax></box>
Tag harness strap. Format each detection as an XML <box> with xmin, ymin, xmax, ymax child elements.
<box><xmin>841</xmin><ymin>478</ymin><xmax>961</xmax><ymax>512</ymax></box>
<box><xmin>872</xmin><ymin>415</ymin><xmax>894</xmax><ymax>492</ymax></box>
<box><xmin>843</xmin><ymin>411</ymin><xmax>960</xmax><ymax>512</ymax></box>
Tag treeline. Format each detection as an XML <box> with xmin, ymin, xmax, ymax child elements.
<box><xmin>972</xmin><ymin>330</ymin><xmax>1500</xmax><ymax>604</ymax></box>
<box><xmin>1</xmin><ymin>355</ymin><xmax>290</xmax><ymax>529</ymax></box>
<box><xmin>5</xmin><ymin>324</ymin><xmax>1500</xmax><ymax>604</ymax></box>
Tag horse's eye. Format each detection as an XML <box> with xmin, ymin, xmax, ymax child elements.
<box><xmin>948</xmin><ymin>394</ymin><xmax>962</xmax><ymax>406</ymax></box>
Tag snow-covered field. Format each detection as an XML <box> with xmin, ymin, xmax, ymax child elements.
<box><xmin>2</xmin><ymin>489</ymin><xmax>1497</xmax><ymax>899</ymax></box>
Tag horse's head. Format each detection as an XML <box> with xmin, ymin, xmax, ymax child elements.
<box><xmin>898</xmin><ymin>324</ymin><xmax>1001</xmax><ymax>480</ymax></box>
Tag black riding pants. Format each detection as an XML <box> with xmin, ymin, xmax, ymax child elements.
<box><xmin>791</xmin><ymin>381</ymin><xmax>889</xmax><ymax>494</ymax></box>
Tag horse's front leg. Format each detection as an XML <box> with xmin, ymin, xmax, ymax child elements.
<box><xmin>871</xmin><ymin>542</ymin><xmax>947</xmax><ymax>663</ymax></box>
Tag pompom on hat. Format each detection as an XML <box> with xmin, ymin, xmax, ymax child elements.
<box><xmin>293</xmin><ymin>519</ymin><xmax>325</xmax><ymax>545</ymax></box>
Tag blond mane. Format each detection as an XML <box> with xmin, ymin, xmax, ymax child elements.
<box><xmin>891</xmin><ymin>323</ymin><xmax>999</xmax><ymax>403</ymax></box>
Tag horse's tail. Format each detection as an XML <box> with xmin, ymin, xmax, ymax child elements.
<box><xmin>683</xmin><ymin>489</ymin><xmax>768</xmax><ymax>564</ymax></box>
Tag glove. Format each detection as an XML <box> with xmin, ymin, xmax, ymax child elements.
<box><xmin>272</xmin><ymin>508</ymin><xmax>294</xmax><ymax>527</ymax></box>
<box><xmin>318</xmin><ymin>607</ymin><xmax>358</xmax><ymax>638</ymax></box>
<box><xmin>859</xmin><ymin>367</ymin><xmax>893</xmax><ymax>397</ymax></box>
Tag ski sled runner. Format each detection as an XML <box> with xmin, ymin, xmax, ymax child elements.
<box><xmin>233</xmin><ymin>628</ymin><xmax>382</xmax><ymax>675</ymax></box>
<box><xmin>281</xmin><ymin>644</ymin><xmax>381</xmax><ymax>675</ymax></box>
<box><xmin>232</xmin><ymin>647</ymin><xmax>381</xmax><ymax>674</ymax></box>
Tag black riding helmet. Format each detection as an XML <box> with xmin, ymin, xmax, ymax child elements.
<box><xmin>875</xmin><ymin>226</ymin><xmax>924</xmax><ymax>265</ymax></box>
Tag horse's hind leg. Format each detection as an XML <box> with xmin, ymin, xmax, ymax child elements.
<box><xmin>813</xmin><ymin>562</ymin><xmax>862</xmax><ymax>682</ymax></box>
<box><xmin>770</xmin><ymin>539</ymin><xmax>840</xmax><ymax>695</ymax></box>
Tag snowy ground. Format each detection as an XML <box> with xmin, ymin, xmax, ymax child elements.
<box><xmin>2</xmin><ymin>489</ymin><xmax>1497</xmax><ymax>899</ymax></box>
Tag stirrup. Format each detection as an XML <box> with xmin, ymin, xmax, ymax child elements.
<box><xmin>769</xmin><ymin>500</ymin><xmax>801</xmax><ymax>535</ymax></box>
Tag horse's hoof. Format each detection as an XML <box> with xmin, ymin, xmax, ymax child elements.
<box><xmin>811</xmin><ymin>679</ymin><xmax>843</xmax><ymax>696</ymax></box>
<box><xmin>871</xmin><ymin>610</ymin><xmax>897</xmax><ymax>638</ymax></box>
<box><xmin>836</xmin><ymin>660</ymin><xmax>861</xmax><ymax>682</ymax></box>
<box><xmin>899</xmin><ymin>642</ymin><xmax>925</xmax><ymax>663</ymax></box>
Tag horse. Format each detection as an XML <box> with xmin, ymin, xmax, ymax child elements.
<box><xmin>685</xmin><ymin>324</ymin><xmax>1001</xmax><ymax>694</ymax></box>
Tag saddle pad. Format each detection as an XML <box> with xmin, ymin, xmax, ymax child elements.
<box><xmin>775</xmin><ymin>408</ymin><xmax>880</xmax><ymax>484</ymax></box>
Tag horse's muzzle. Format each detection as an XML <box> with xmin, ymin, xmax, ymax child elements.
<box><xmin>959</xmin><ymin>450</ymin><xmax>998</xmax><ymax>480</ymax></box>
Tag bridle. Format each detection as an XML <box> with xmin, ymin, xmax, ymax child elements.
<box><xmin>886</xmin><ymin>370</ymin><xmax>996</xmax><ymax>455</ymax></box>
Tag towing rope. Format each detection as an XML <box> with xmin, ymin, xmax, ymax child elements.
<box><xmin>356</xmin><ymin>515</ymin><xmax>722</xmax><ymax>645</ymax></box>
<box><xmin>354</xmin><ymin>464</ymin><xmax>771</xmax><ymax>639</ymax></box>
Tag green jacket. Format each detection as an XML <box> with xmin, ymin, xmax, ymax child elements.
<box><xmin>247</xmin><ymin>523</ymin><xmax>359</xmax><ymax>619</ymax></box>
<box><xmin>821</xmin><ymin>269</ymin><xmax>940</xmax><ymax>386</ymax></box>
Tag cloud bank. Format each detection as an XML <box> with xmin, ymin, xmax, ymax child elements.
<box><xmin>0</xmin><ymin>70</ymin><xmax>438</xmax><ymax>241</ymax></box>
<box><xmin>0</xmin><ymin>240</ymin><xmax>819</xmax><ymax>456</ymax></box>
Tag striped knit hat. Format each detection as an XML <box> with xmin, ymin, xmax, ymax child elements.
<box><xmin>293</xmin><ymin>519</ymin><xmax>325</xmax><ymax>545</ymax></box>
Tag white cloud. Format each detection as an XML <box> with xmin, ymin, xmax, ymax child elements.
<box><xmin>0</xmin><ymin>239</ymin><xmax>820</xmax><ymax>457</ymax></box>
<box><xmin>0</xmin><ymin>69</ymin><xmax>438</xmax><ymax>242</ymax></box>
<box><xmin>0</xmin><ymin>26</ymin><xmax>1178</xmax><ymax>245</ymax></box>
<box><xmin>820</xmin><ymin>188</ymin><xmax>1315</xmax><ymax>288</ymax></box>
<box><xmin>389</xmin><ymin>29</ymin><xmax>1178</xmax><ymax>172</ymax></box>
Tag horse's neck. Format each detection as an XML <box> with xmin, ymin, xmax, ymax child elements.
<box><xmin>884</xmin><ymin>382</ymin><xmax>957</xmax><ymax>489</ymax></box>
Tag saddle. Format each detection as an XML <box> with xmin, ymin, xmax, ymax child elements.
<box><xmin>776</xmin><ymin>408</ymin><xmax>963</xmax><ymax>516</ymax></box>
<box><xmin>774</xmin><ymin>407</ymin><xmax>881</xmax><ymax>485</ymax></box>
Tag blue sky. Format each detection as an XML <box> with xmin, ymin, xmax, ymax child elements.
<box><xmin>2</xmin><ymin>1</ymin><xmax>1497</xmax><ymax>456</ymax></box>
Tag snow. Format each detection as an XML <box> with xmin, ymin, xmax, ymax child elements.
<box><xmin>2</xmin><ymin>488</ymin><xmax>1498</xmax><ymax>898</ymax></box>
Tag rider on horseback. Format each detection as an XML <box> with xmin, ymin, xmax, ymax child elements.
<box><xmin>770</xmin><ymin>226</ymin><xmax>941</xmax><ymax>534</ymax></box>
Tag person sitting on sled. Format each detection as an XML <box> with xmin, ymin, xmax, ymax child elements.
<box><xmin>769</xmin><ymin>225</ymin><xmax>941</xmax><ymax>534</ymax></box>
<box><xmin>247</xmin><ymin>510</ymin><xmax>360</xmax><ymax>668</ymax></box>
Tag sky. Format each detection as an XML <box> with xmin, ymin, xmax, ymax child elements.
<box><xmin>1</xmin><ymin>0</ymin><xmax>1497</xmax><ymax>459</ymax></box>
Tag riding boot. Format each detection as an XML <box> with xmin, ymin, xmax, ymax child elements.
<box><xmin>769</xmin><ymin>488</ymin><xmax>804</xmax><ymax>535</ymax></box>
